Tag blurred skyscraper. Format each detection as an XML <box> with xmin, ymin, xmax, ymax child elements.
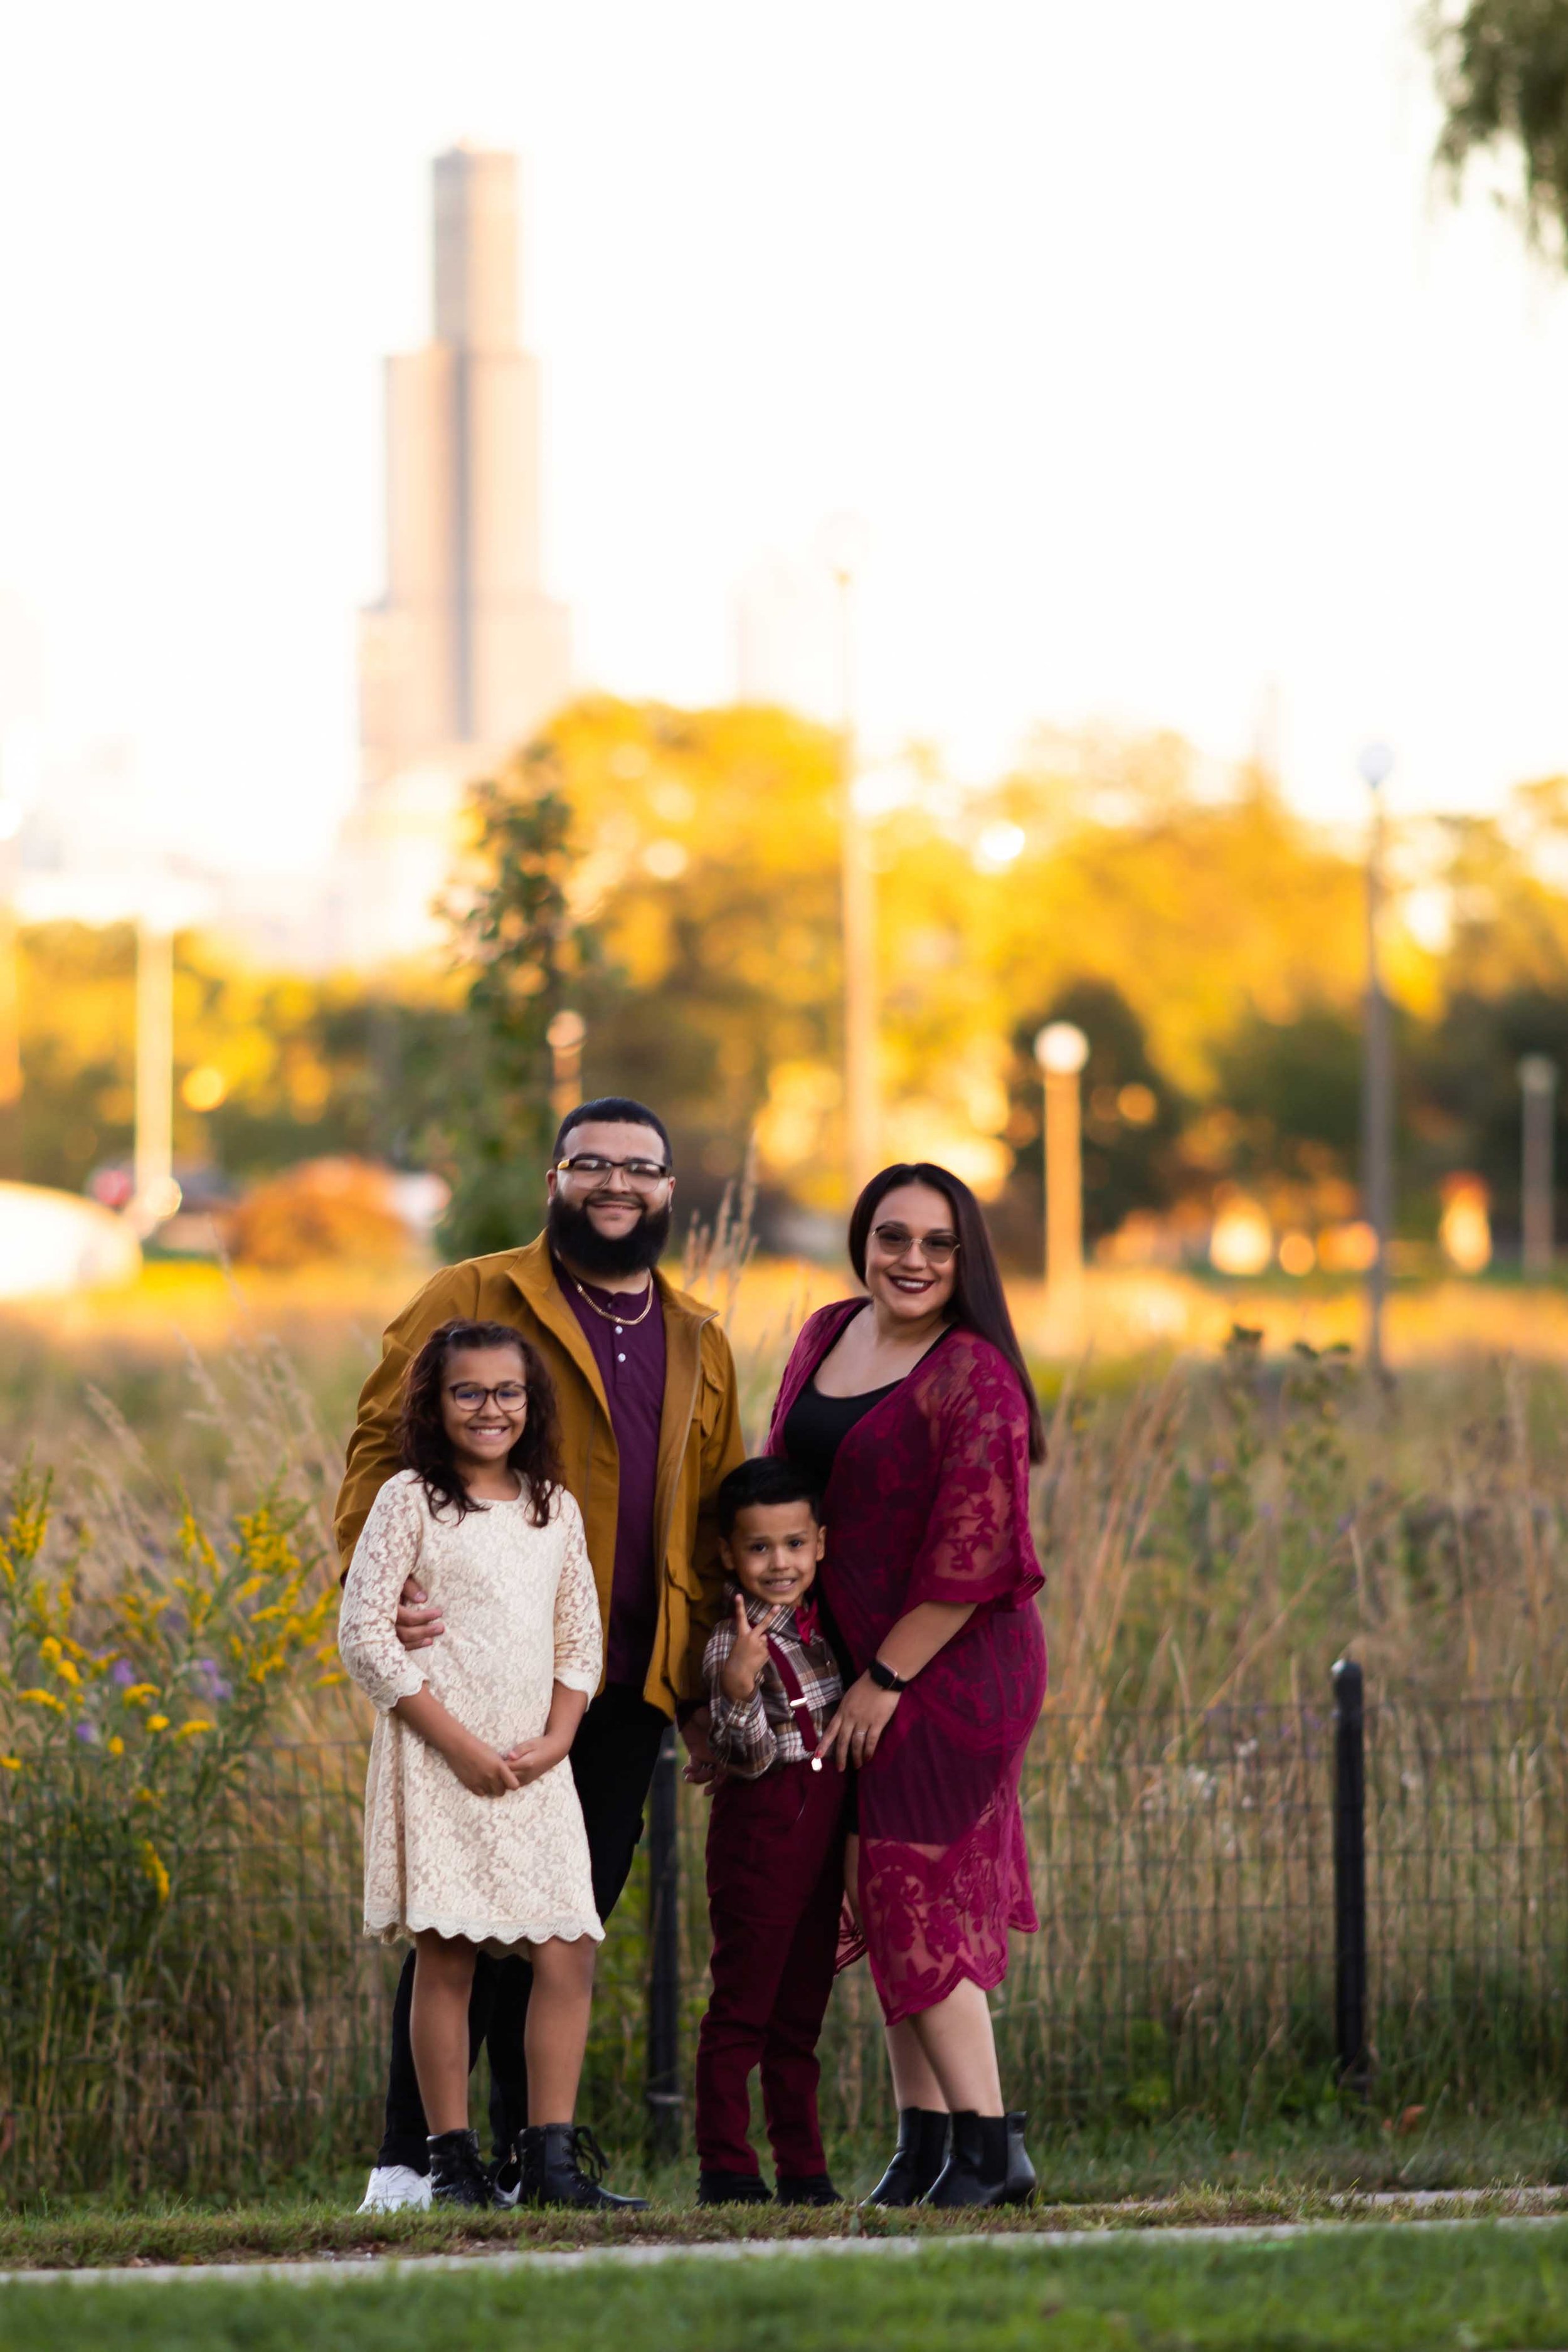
<box><xmin>338</xmin><ymin>147</ymin><xmax>570</xmax><ymax>962</ymax></box>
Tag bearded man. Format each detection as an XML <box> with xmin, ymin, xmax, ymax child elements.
<box><xmin>334</xmin><ymin>1098</ymin><xmax>743</xmax><ymax>2212</ymax></box>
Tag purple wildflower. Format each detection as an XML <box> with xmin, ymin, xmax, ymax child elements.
<box><xmin>110</xmin><ymin>1660</ymin><xmax>135</xmax><ymax>1689</ymax></box>
<box><xmin>73</xmin><ymin>1720</ymin><xmax>98</xmax><ymax>1745</ymax></box>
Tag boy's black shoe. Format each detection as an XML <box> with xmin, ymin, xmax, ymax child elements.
<box><xmin>426</xmin><ymin>2127</ymin><xmax>493</xmax><ymax>2209</ymax></box>
<box><xmin>862</xmin><ymin>2107</ymin><xmax>950</xmax><ymax>2207</ymax></box>
<box><xmin>775</xmin><ymin>2173</ymin><xmax>842</xmax><ymax>2206</ymax></box>
<box><xmin>518</xmin><ymin>2123</ymin><xmax>648</xmax><ymax>2211</ymax></box>
<box><xmin>923</xmin><ymin>2111</ymin><xmax>1010</xmax><ymax>2209</ymax></box>
<box><xmin>1005</xmin><ymin>2111</ymin><xmax>1037</xmax><ymax>2203</ymax></box>
<box><xmin>697</xmin><ymin>2168</ymin><xmax>773</xmax><ymax>2205</ymax></box>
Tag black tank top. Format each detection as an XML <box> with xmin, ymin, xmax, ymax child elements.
<box><xmin>781</xmin><ymin>1375</ymin><xmax>900</xmax><ymax>1495</ymax></box>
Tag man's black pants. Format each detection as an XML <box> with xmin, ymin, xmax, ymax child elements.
<box><xmin>375</xmin><ymin>1683</ymin><xmax>670</xmax><ymax>2173</ymax></box>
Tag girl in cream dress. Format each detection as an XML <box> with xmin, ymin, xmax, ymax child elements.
<box><xmin>338</xmin><ymin>1318</ymin><xmax>605</xmax><ymax>2209</ymax></box>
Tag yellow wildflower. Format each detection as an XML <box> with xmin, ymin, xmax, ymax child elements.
<box><xmin>107</xmin><ymin>1735</ymin><xmax>125</xmax><ymax>1757</ymax></box>
<box><xmin>172</xmin><ymin>1719</ymin><xmax>212</xmax><ymax>1742</ymax></box>
<box><xmin>51</xmin><ymin>1656</ymin><xmax>82</xmax><ymax>1688</ymax></box>
<box><xmin>1</xmin><ymin>1756</ymin><xmax>20</xmax><ymax>1772</ymax></box>
<box><xmin>314</xmin><ymin>1669</ymin><xmax>348</xmax><ymax>1689</ymax></box>
<box><xmin>120</xmin><ymin>1683</ymin><xmax>157</xmax><ymax>1707</ymax></box>
<box><xmin>146</xmin><ymin>1714</ymin><xmax>170</xmax><ymax>1733</ymax></box>
<box><xmin>18</xmin><ymin>1688</ymin><xmax>66</xmax><ymax>1713</ymax></box>
<box><xmin>137</xmin><ymin>1839</ymin><xmax>170</xmax><ymax>1902</ymax></box>
<box><xmin>40</xmin><ymin>1636</ymin><xmax>61</xmax><ymax>1662</ymax></box>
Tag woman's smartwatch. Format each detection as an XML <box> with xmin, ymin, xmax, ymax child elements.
<box><xmin>867</xmin><ymin>1657</ymin><xmax>908</xmax><ymax>1693</ymax></box>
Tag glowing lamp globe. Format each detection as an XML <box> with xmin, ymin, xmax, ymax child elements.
<box><xmin>1034</xmin><ymin>1022</ymin><xmax>1089</xmax><ymax>1077</ymax></box>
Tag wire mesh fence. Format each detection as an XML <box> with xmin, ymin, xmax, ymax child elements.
<box><xmin>4</xmin><ymin>1687</ymin><xmax>1567</xmax><ymax>2194</ymax></box>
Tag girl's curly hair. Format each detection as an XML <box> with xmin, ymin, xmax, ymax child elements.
<box><xmin>397</xmin><ymin>1320</ymin><xmax>564</xmax><ymax>1528</ymax></box>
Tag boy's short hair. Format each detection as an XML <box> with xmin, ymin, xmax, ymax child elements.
<box><xmin>717</xmin><ymin>1456</ymin><xmax>823</xmax><ymax>1537</ymax></box>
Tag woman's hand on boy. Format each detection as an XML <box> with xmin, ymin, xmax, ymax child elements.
<box><xmin>395</xmin><ymin>1576</ymin><xmax>445</xmax><ymax>1653</ymax></box>
<box><xmin>502</xmin><ymin>1734</ymin><xmax>569</xmax><ymax>1787</ymax></box>
<box><xmin>718</xmin><ymin>1594</ymin><xmax>783</xmax><ymax>1705</ymax></box>
<box><xmin>818</xmin><ymin>1673</ymin><xmax>901</xmax><ymax>1771</ymax></box>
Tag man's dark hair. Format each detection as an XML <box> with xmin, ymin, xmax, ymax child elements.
<box><xmin>552</xmin><ymin>1096</ymin><xmax>673</xmax><ymax>1167</ymax></box>
<box><xmin>717</xmin><ymin>1456</ymin><xmax>824</xmax><ymax>1537</ymax></box>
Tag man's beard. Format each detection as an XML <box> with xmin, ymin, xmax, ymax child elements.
<box><xmin>548</xmin><ymin>1190</ymin><xmax>673</xmax><ymax>1282</ymax></box>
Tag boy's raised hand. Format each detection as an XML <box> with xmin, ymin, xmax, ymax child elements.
<box><xmin>718</xmin><ymin>1592</ymin><xmax>782</xmax><ymax>1705</ymax></box>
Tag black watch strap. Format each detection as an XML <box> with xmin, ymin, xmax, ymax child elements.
<box><xmin>868</xmin><ymin>1657</ymin><xmax>908</xmax><ymax>1693</ymax></box>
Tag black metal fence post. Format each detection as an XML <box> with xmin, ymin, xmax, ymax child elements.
<box><xmin>644</xmin><ymin>1724</ymin><xmax>682</xmax><ymax>2154</ymax></box>
<box><xmin>1331</xmin><ymin>1656</ymin><xmax>1371</xmax><ymax>2094</ymax></box>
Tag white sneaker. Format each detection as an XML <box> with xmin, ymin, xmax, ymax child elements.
<box><xmin>358</xmin><ymin>2163</ymin><xmax>433</xmax><ymax>2213</ymax></box>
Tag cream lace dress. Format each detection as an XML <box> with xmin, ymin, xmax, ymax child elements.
<box><xmin>338</xmin><ymin>1470</ymin><xmax>604</xmax><ymax>1954</ymax></box>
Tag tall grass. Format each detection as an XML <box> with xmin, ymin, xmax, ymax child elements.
<box><xmin>6</xmin><ymin>1238</ymin><xmax>1568</xmax><ymax>2195</ymax></box>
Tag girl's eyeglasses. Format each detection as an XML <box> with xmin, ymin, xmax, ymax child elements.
<box><xmin>871</xmin><ymin>1224</ymin><xmax>960</xmax><ymax>1264</ymax></box>
<box><xmin>447</xmin><ymin>1383</ymin><xmax>528</xmax><ymax>1411</ymax></box>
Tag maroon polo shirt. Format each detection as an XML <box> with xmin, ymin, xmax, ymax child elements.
<box><xmin>555</xmin><ymin>1257</ymin><xmax>667</xmax><ymax>1690</ymax></box>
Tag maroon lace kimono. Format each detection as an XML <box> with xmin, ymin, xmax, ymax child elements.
<box><xmin>766</xmin><ymin>1302</ymin><xmax>1047</xmax><ymax>2025</ymax></box>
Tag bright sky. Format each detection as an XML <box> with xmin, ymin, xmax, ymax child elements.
<box><xmin>1</xmin><ymin>0</ymin><xmax>1565</xmax><ymax>874</ymax></box>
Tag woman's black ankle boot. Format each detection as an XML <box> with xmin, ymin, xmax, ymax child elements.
<box><xmin>862</xmin><ymin>2107</ymin><xmax>951</xmax><ymax>2207</ymax></box>
<box><xmin>923</xmin><ymin>2111</ymin><xmax>1010</xmax><ymax>2208</ymax></box>
<box><xmin>426</xmin><ymin>2127</ymin><xmax>493</xmax><ymax>2209</ymax></box>
<box><xmin>1005</xmin><ymin>2111</ymin><xmax>1037</xmax><ymax>2203</ymax></box>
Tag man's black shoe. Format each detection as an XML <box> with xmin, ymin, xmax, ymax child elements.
<box><xmin>519</xmin><ymin>2124</ymin><xmax>648</xmax><ymax>2210</ymax></box>
<box><xmin>697</xmin><ymin>2169</ymin><xmax>773</xmax><ymax>2205</ymax></box>
<box><xmin>775</xmin><ymin>2173</ymin><xmax>842</xmax><ymax>2206</ymax></box>
<box><xmin>862</xmin><ymin>2107</ymin><xmax>950</xmax><ymax>2207</ymax></box>
<box><xmin>427</xmin><ymin>2127</ymin><xmax>493</xmax><ymax>2210</ymax></box>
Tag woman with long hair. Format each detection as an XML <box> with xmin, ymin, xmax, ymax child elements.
<box><xmin>766</xmin><ymin>1165</ymin><xmax>1047</xmax><ymax>2208</ymax></box>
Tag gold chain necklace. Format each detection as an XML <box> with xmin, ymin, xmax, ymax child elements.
<box><xmin>571</xmin><ymin>1274</ymin><xmax>656</xmax><ymax>1329</ymax></box>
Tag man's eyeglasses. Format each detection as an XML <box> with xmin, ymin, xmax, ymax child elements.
<box><xmin>447</xmin><ymin>1383</ymin><xmax>528</xmax><ymax>1411</ymax></box>
<box><xmin>871</xmin><ymin>1222</ymin><xmax>960</xmax><ymax>1264</ymax></box>
<box><xmin>556</xmin><ymin>1154</ymin><xmax>672</xmax><ymax>1189</ymax></box>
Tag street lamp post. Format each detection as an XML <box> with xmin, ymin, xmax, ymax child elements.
<box><xmin>1359</xmin><ymin>744</ymin><xmax>1395</xmax><ymax>1377</ymax></box>
<box><xmin>1035</xmin><ymin>1020</ymin><xmax>1090</xmax><ymax>1353</ymax></box>
<box><xmin>546</xmin><ymin>1009</ymin><xmax>586</xmax><ymax>1124</ymax></box>
<box><xmin>1519</xmin><ymin>1054</ymin><xmax>1559</xmax><ymax>1279</ymax></box>
<box><xmin>822</xmin><ymin>516</ymin><xmax>878</xmax><ymax>1203</ymax></box>
<box><xmin>131</xmin><ymin>916</ymin><xmax>180</xmax><ymax>1238</ymax></box>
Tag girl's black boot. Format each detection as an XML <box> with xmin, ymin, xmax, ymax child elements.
<box><xmin>426</xmin><ymin>2128</ymin><xmax>493</xmax><ymax>2209</ymax></box>
<box><xmin>519</xmin><ymin>2124</ymin><xmax>649</xmax><ymax>2211</ymax></box>
<box><xmin>923</xmin><ymin>2111</ymin><xmax>1010</xmax><ymax>2209</ymax></box>
<box><xmin>861</xmin><ymin>2107</ymin><xmax>951</xmax><ymax>2207</ymax></box>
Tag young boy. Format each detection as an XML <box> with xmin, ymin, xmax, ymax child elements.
<box><xmin>694</xmin><ymin>1456</ymin><xmax>849</xmax><ymax>2206</ymax></box>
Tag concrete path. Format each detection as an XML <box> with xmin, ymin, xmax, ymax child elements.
<box><xmin>6</xmin><ymin>2200</ymin><xmax>1568</xmax><ymax>2291</ymax></box>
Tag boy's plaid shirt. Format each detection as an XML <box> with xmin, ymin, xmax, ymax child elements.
<box><xmin>703</xmin><ymin>1583</ymin><xmax>844</xmax><ymax>1779</ymax></box>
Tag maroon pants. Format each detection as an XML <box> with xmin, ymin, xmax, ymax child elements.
<box><xmin>694</xmin><ymin>1757</ymin><xmax>849</xmax><ymax>2178</ymax></box>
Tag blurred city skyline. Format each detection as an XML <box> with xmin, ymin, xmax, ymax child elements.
<box><xmin>2</xmin><ymin>0</ymin><xmax>1567</xmax><ymax>891</ymax></box>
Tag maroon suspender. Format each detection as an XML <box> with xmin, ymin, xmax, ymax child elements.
<box><xmin>764</xmin><ymin>1633</ymin><xmax>820</xmax><ymax>1756</ymax></box>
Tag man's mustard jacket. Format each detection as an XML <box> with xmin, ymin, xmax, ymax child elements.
<box><xmin>333</xmin><ymin>1234</ymin><xmax>745</xmax><ymax>1719</ymax></box>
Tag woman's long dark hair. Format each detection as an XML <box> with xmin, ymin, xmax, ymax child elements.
<box><xmin>398</xmin><ymin>1319</ymin><xmax>565</xmax><ymax>1527</ymax></box>
<box><xmin>848</xmin><ymin>1163</ymin><xmax>1047</xmax><ymax>1463</ymax></box>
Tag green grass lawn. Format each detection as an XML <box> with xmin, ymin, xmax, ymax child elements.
<box><xmin>8</xmin><ymin>2225</ymin><xmax>1568</xmax><ymax>2350</ymax></box>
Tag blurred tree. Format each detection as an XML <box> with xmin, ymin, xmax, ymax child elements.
<box><xmin>514</xmin><ymin>696</ymin><xmax>843</xmax><ymax>1220</ymax></box>
<box><xmin>435</xmin><ymin>744</ymin><xmax>603</xmax><ymax>1259</ymax></box>
<box><xmin>1413</xmin><ymin>985</ymin><xmax>1568</xmax><ymax>1245</ymax></box>
<box><xmin>1431</xmin><ymin>0</ymin><xmax>1568</xmax><ymax>257</ymax></box>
